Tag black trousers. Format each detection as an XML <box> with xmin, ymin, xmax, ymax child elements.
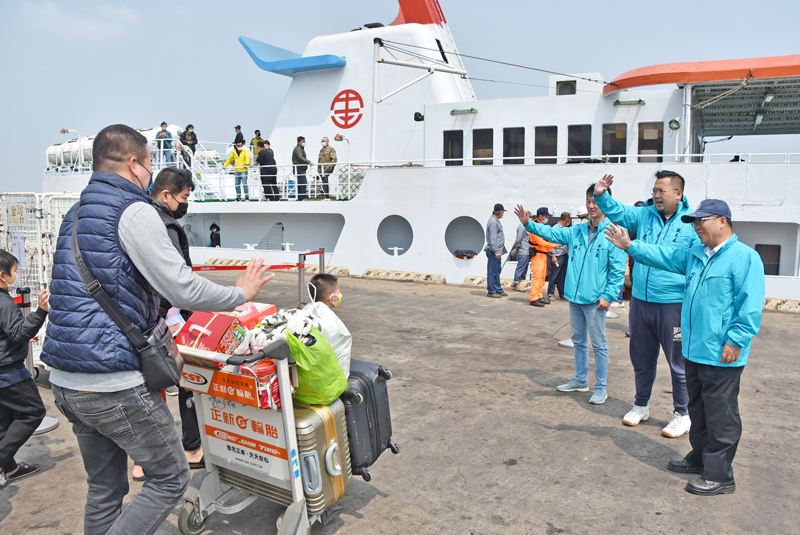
<box><xmin>547</xmin><ymin>255</ymin><xmax>568</xmax><ymax>297</ymax></box>
<box><xmin>178</xmin><ymin>387</ymin><xmax>202</xmax><ymax>452</ymax></box>
<box><xmin>260</xmin><ymin>169</ymin><xmax>278</xmax><ymax>200</ymax></box>
<box><xmin>684</xmin><ymin>359</ymin><xmax>744</xmax><ymax>483</ymax></box>
<box><xmin>0</xmin><ymin>377</ymin><xmax>46</xmax><ymax>472</ymax></box>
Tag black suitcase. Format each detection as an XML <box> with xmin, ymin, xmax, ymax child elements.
<box><xmin>340</xmin><ymin>359</ymin><xmax>400</xmax><ymax>481</ymax></box>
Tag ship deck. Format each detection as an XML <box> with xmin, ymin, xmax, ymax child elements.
<box><xmin>2</xmin><ymin>272</ymin><xmax>798</xmax><ymax>534</ymax></box>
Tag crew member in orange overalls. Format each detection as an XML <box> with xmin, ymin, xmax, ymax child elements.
<box><xmin>529</xmin><ymin>207</ymin><xmax>559</xmax><ymax>307</ymax></box>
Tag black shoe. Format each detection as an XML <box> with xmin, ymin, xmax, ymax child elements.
<box><xmin>685</xmin><ymin>478</ymin><xmax>736</xmax><ymax>496</ymax></box>
<box><xmin>625</xmin><ymin>331</ymin><xmax>631</xmax><ymax>337</ymax></box>
<box><xmin>7</xmin><ymin>462</ymin><xmax>41</xmax><ymax>483</ymax></box>
<box><xmin>530</xmin><ymin>300</ymin><xmax>545</xmax><ymax>307</ymax></box>
<box><xmin>245</xmin><ymin>196</ymin><xmax>250</xmax><ymax>201</ymax></box>
<box><xmin>487</xmin><ymin>293</ymin><xmax>502</xmax><ymax>299</ymax></box>
<box><xmin>500</xmin><ymin>292</ymin><xmax>508</xmax><ymax>297</ymax></box>
<box><xmin>541</xmin><ymin>297</ymin><xmax>551</xmax><ymax>304</ymax></box>
<box><xmin>667</xmin><ymin>459</ymin><xmax>704</xmax><ymax>475</ymax></box>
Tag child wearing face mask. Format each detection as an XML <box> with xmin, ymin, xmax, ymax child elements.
<box><xmin>0</xmin><ymin>250</ymin><xmax>50</xmax><ymax>487</ymax></box>
<box><xmin>304</xmin><ymin>273</ymin><xmax>351</xmax><ymax>376</ymax></box>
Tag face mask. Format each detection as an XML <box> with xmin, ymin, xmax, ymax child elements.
<box><xmin>330</xmin><ymin>292</ymin><xmax>342</xmax><ymax>308</ymax></box>
<box><xmin>188</xmin><ymin>129</ymin><xmax>193</xmax><ymax>133</ymax></box>
<box><xmin>300</xmin><ymin>142</ymin><xmax>305</xmax><ymax>147</ymax></box>
<box><xmin>171</xmin><ymin>198</ymin><xmax>189</xmax><ymax>219</ymax></box>
<box><xmin>322</xmin><ymin>142</ymin><xmax>327</xmax><ymax>146</ymax></box>
<box><xmin>135</xmin><ymin>160</ymin><xmax>153</xmax><ymax>193</ymax></box>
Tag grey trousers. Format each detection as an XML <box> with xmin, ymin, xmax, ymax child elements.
<box><xmin>53</xmin><ymin>384</ymin><xmax>190</xmax><ymax>535</ymax></box>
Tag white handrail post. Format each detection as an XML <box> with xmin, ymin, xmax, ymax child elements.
<box><xmin>370</xmin><ymin>38</ymin><xmax>381</xmax><ymax>168</ymax></box>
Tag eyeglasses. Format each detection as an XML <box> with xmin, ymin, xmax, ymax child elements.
<box><xmin>692</xmin><ymin>216</ymin><xmax>721</xmax><ymax>227</ymax></box>
<box><xmin>651</xmin><ymin>188</ymin><xmax>679</xmax><ymax>196</ymax></box>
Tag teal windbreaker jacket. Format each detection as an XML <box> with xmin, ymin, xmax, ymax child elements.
<box><xmin>595</xmin><ymin>191</ymin><xmax>700</xmax><ymax>304</ymax></box>
<box><xmin>627</xmin><ymin>235</ymin><xmax>764</xmax><ymax>367</ymax></box>
<box><xmin>526</xmin><ymin>218</ymin><xmax>626</xmax><ymax>305</ymax></box>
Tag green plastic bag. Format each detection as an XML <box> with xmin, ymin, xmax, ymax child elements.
<box><xmin>287</xmin><ymin>327</ymin><xmax>348</xmax><ymax>405</ymax></box>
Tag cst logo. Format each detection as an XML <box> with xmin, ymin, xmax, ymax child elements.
<box><xmin>182</xmin><ymin>372</ymin><xmax>208</xmax><ymax>386</ymax></box>
<box><xmin>331</xmin><ymin>89</ymin><xmax>364</xmax><ymax>129</ymax></box>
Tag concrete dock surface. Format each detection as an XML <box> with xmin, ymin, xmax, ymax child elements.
<box><xmin>1</xmin><ymin>271</ymin><xmax>798</xmax><ymax>535</ymax></box>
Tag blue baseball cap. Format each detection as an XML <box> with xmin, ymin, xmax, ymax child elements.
<box><xmin>680</xmin><ymin>199</ymin><xmax>732</xmax><ymax>223</ymax></box>
<box><xmin>493</xmin><ymin>203</ymin><xmax>507</xmax><ymax>212</ymax></box>
<box><xmin>536</xmin><ymin>207</ymin><xmax>553</xmax><ymax>217</ymax></box>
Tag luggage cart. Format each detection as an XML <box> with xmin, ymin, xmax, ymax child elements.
<box><xmin>177</xmin><ymin>340</ymin><xmax>317</xmax><ymax>535</ymax></box>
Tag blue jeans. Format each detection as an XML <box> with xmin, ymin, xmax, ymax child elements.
<box><xmin>52</xmin><ymin>384</ymin><xmax>191</xmax><ymax>535</ymax></box>
<box><xmin>235</xmin><ymin>171</ymin><xmax>249</xmax><ymax>199</ymax></box>
<box><xmin>486</xmin><ymin>250</ymin><xmax>503</xmax><ymax>294</ymax></box>
<box><xmin>513</xmin><ymin>254</ymin><xmax>530</xmax><ymax>285</ymax></box>
<box><xmin>569</xmin><ymin>301</ymin><xmax>609</xmax><ymax>390</ymax></box>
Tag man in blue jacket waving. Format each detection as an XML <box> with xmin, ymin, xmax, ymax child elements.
<box><xmin>515</xmin><ymin>184</ymin><xmax>626</xmax><ymax>405</ymax></box>
<box><xmin>593</xmin><ymin>171</ymin><xmax>700</xmax><ymax>438</ymax></box>
<box><xmin>605</xmin><ymin>199</ymin><xmax>764</xmax><ymax>496</ymax></box>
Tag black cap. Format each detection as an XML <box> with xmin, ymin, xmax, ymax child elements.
<box><xmin>680</xmin><ymin>199</ymin><xmax>732</xmax><ymax>223</ymax></box>
<box><xmin>235</xmin><ymin>125</ymin><xmax>241</xmax><ymax>129</ymax></box>
<box><xmin>493</xmin><ymin>203</ymin><xmax>507</xmax><ymax>212</ymax></box>
<box><xmin>536</xmin><ymin>207</ymin><xmax>552</xmax><ymax>217</ymax></box>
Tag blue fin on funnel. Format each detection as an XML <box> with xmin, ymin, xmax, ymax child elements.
<box><xmin>239</xmin><ymin>36</ymin><xmax>346</xmax><ymax>77</ymax></box>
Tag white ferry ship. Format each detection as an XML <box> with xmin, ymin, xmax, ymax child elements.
<box><xmin>41</xmin><ymin>0</ymin><xmax>800</xmax><ymax>298</ymax></box>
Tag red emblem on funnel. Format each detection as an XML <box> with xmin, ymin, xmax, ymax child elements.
<box><xmin>331</xmin><ymin>89</ymin><xmax>364</xmax><ymax>129</ymax></box>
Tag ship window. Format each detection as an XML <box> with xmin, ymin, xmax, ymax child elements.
<box><xmin>755</xmin><ymin>244</ymin><xmax>780</xmax><ymax>276</ymax></box>
<box><xmin>535</xmin><ymin>126</ymin><xmax>558</xmax><ymax>164</ymax></box>
<box><xmin>638</xmin><ymin>122</ymin><xmax>663</xmax><ymax>163</ymax></box>
<box><xmin>568</xmin><ymin>125</ymin><xmax>591</xmax><ymax>161</ymax></box>
<box><xmin>443</xmin><ymin>130</ymin><xmax>463</xmax><ymax>166</ymax></box>
<box><xmin>557</xmin><ymin>81</ymin><xmax>576</xmax><ymax>95</ymax></box>
<box><xmin>602</xmin><ymin>123</ymin><xmax>627</xmax><ymax>163</ymax></box>
<box><xmin>472</xmin><ymin>129</ymin><xmax>493</xmax><ymax>165</ymax></box>
<box><xmin>503</xmin><ymin>127</ymin><xmax>525</xmax><ymax>165</ymax></box>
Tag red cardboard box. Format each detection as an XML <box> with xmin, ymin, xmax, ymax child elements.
<box><xmin>221</xmin><ymin>301</ymin><xmax>277</xmax><ymax>330</ymax></box>
<box><xmin>176</xmin><ymin>312</ymin><xmax>248</xmax><ymax>368</ymax></box>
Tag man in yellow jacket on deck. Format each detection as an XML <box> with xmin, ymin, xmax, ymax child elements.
<box><xmin>223</xmin><ymin>140</ymin><xmax>252</xmax><ymax>201</ymax></box>
<box><xmin>529</xmin><ymin>207</ymin><xmax>559</xmax><ymax>307</ymax></box>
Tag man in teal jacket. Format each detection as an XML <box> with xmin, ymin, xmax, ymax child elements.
<box><xmin>594</xmin><ymin>171</ymin><xmax>700</xmax><ymax>438</ymax></box>
<box><xmin>515</xmin><ymin>184</ymin><xmax>626</xmax><ymax>404</ymax></box>
<box><xmin>605</xmin><ymin>199</ymin><xmax>764</xmax><ymax>496</ymax></box>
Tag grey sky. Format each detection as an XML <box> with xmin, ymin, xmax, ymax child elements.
<box><xmin>0</xmin><ymin>0</ymin><xmax>797</xmax><ymax>192</ymax></box>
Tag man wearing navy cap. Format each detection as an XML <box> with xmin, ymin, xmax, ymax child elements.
<box><xmin>485</xmin><ymin>204</ymin><xmax>508</xmax><ymax>298</ymax></box>
<box><xmin>605</xmin><ymin>199</ymin><xmax>765</xmax><ymax>496</ymax></box>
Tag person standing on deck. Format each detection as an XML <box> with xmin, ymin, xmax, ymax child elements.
<box><xmin>292</xmin><ymin>136</ymin><xmax>313</xmax><ymax>201</ymax></box>
<box><xmin>318</xmin><ymin>137</ymin><xmax>338</xmax><ymax>199</ymax></box>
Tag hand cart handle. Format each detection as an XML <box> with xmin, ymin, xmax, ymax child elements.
<box><xmin>177</xmin><ymin>339</ymin><xmax>291</xmax><ymax>366</ymax></box>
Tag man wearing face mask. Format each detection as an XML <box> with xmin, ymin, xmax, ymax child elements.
<box><xmin>292</xmin><ymin>136</ymin><xmax>314</xmax><ymax>201</ymax></box>
<box><xmin>318</xmin><ymin>137</ymin><xmax>337</xmax><ymax>199</ymax></box>
<box><xmin>148</xmin><ymin>168</ymin><xmax>205</xmax><ymax>475</ymax></box>
<box><xmin>155</xmin><ymin>121</ymin><xmax>174</xmax><ymax>166</ymax></box>
<box><xmin>179</xmin><ymin>124</ymin><xmax>197</xmax><ymax>167</ymax></box>
<box><xmin>41</xmin><ymin>124</ymin><xmax>274</xmax><ymax>535</ymax></box>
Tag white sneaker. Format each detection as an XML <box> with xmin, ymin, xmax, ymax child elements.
<box><xmin>610</xmin><ymin>301</ymin><xmax>624</xmax><ymax>308</ymax></box>
<box><xmin>558</xmin><ymin>339</ymin><xmax>574</xmax><ymax>349</ymax></box>
<box><xmin>606</xmin><ymin>310</ymin><xmax>619</xmax><ymax>318</ymax></box>
<box><xmin>662</xmin><ymin>411</ymin><xmax>691</xmax><ymax>438</ymax></box>
<box><xmin>622</xmin><ymin>405</ymin><xmax>650</xmax><ymax>426</ymax></box>
<box><xmin>0</xmin><ymin>468</ymin><xmax>6</xmax><ymax>487</ymax></box>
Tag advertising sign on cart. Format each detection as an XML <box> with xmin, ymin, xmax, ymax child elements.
<box><xmin>200</xmin><ymin>395</ymin><xmax>290</xmax><ymax>481</ymax></box>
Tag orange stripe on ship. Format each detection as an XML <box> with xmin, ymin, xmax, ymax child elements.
<box><xmin>205</xmin><ymin>425</ymin><xmax>287</xmax><ymax>460</ymax></box>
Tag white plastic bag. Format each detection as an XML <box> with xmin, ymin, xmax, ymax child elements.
<box><xmin>303</xmin><ymin>302</ymin><xmax>352</xmax><ymax>377</ymax></box>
